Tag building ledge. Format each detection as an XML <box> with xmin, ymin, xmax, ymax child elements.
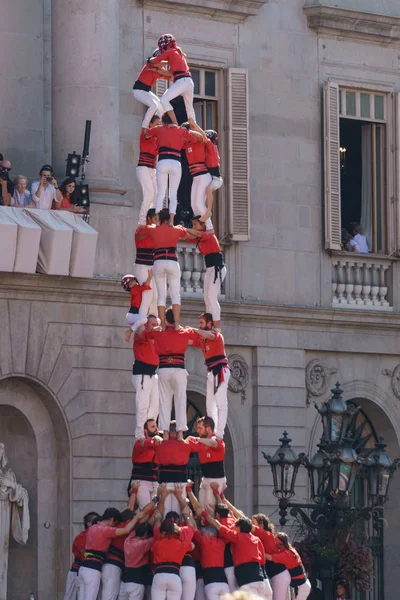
<box><xmin>139</xmin><ymin>0</ymin><xmax>268</xmax><ymax>22</ymax></box>
<box><xmin>303</xmin><ymin>4</ymin><xmax>400</xmax><ymax>45</ymax></box>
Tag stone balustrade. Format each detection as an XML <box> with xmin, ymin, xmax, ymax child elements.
<box><xmin>176</xmin><ymin>241</ymin><xmax>226</xmax><ymax>298</ymax></box>
<box><xmin>332</xmin><ymin>256</ymin><xmax>392</xmax><ymax>311</ymax></box>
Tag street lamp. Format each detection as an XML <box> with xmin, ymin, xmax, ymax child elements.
<box><xmin>365</xmin><ymin>437</ymin><xmax>398</xmax><ymax>506</ymax></box>
<box><xmin>316</xmin><ymin>382</ymin><xmax>354</xmax><ymax>446</ymax></box>
<box><xmin>263</xmin><ymin>431</ymin><xmax>303</xmax><ymax>500</ymax></box>
<box><xmin>304</xmin><ymin>441</ymin><xmax>330</xmax><ymax>503</ymax></box>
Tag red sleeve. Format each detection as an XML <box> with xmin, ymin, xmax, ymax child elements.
<box><xmin>184</xmin><ymin>328</ymin><xmax>201</xmax><ymax>343</ymax></box>
<box><xmin>188</xmin><ymin>131</ymin><xmax>201</xmax><ymax>143</ymax></box>
<box><xmin>175</xmin><ymin>225</ymin><xmax>188</xmax><ymax>240</ymax></box>
<box><xmin>146</xmin><ymin>127</ymin><xmax>158</xmax><ymax>138</ymax></box>
<box><xmin>269</xmin><ymin>550</ymin><xmax>290</xmax><ymax>566</ymax></box>
<box><xmin>218</xmin><ymin>525</ymin><xmax>238</xmax><ymax>542</ymax></box>
<box><xmin>153</xmin><ymin>526</ymin><xmax>162</xmax><ymax>540</ymax></box>
<box><xmin>107</xmin><ymin>527</ymin><xmax>118</xmax><ymax>539</ymax></box>
<box><xmin>186</xmin><ymin>438</ymin><xmax>201</xmax><ymax>451</ymax></box>
<box><xmin>193</xmin><ymin>530</ymin><xmax>203</xmax><ymax>546</ymax></box>
<box><xmin>151</xmin><ymin>50</ymin><xmax>169</xmax><ymax>65</ymax></box>
<box><xmin>179</xmin><ymin>525</ymin><xmax>194</xmax><ymax>543</ymax></box>
<box><xmin>72</xmin><ymin>532</ymin><xmax>85</xmax><ymax>557</ymax></box>
<box><xmin>189</xmin><ymin>331</ymin><xmax>202</xmax><ymax>348</ymax></box>
<box><xmin>258</xmin><ymin>539</ymin><xmax>266</xmax><ymax>564</ymax></box>
<box><xmin>138</xmin><ymin>284</ymin><xmax>152</xmax><ymax>292</ymax></box>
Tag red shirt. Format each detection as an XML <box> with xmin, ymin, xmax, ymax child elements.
<box><xmin>185</xmin><ymin>139</ymin><xmax>208</xmax><ymax>177</ymax></box>
<box><xmin>61</xmin><ymin>195</ymin><xmax>72</xmax><ymax>210</ymax></box>
<box><xmin>132</xmin><ymin>438</ymin><xmax>157</xmax><ymax>464</ymax></box>
<box><xmin>130</xmin><ymin>283</ymin><xmax>151</xmax><ymax>309</ymax></box>
<box><xmin>218</xmin><ymin>515</ymin><xmax>236</xmax><ymax>529</ymax></box>
<box><xmin>133</xmin><ymin>333</ymin><xmax>159</xmax><ymax>367</ymax></box>
<box><xmin>124</xmin><ymin>532</ymin><xmax>154</xmax><ymax>568</ymax></box>
<box><xmin>152</xmin><ymin>48</ymin><xmax>190</xmax><ymax>80</ymax></box>
<box><xmin>154</xmin><ymin>439</ymin><xmax>192</xmax><ymax>466</ymax></box>
<box><xmin>192</xmin><ymin>332</ymin><xmax>226</xmax><ymax>366</ymax></box>
<box><xmin>269</xmin><ymin>548</ymin><xmax>304</xmax><ymax>581</ymax></box>
<box><xmin>187</xmin><ymin>437</ymin><xmax>225</xmax><ymax>465</ymax></box>
<box><xmin>196</xmin><ymin>231</ymin><xmax>221</xmax><ymax>256</ymax></box>
<box><xmin>147</xmin><ymin>125</ymin><xmax>197</xmax><ymax>160</ymax></box>
<box><xmin>141</xmin><ymin>327</ymin><xmax>197</xmax><ymax>368</ymax></box>
<box><xmin>253</xmin><ymin>527</ymin><xmax>278</xmax><ymax>554</ymax></box>
<box><xmin>71</xmin><ymin>530</ymin><xmax>86</xmax><ymax>571</ymax></box>
<box><xmin>137</xmin><ymin>64</ymin><xmax>162</xmax><ymax>88</ymax></box>
<box><xmin>218</xmin><ymin>526</ymin><xmax>264</xmax><ymax>567</ymax></box>
<box><xmin>194</xmin><ymin>531</ymin><xmax>226</xmax><ymax>569</ymax></box>
<box><xmin>106</xmin><ymin>522</ymin><xmax>128</xmax><ymax>567</ymax></box>
<box><xmin>147</xmin><ymin>223</ymin><xmax>187</xmax><ymax>250</ymax></box>
<box><xmin>205</xmin><ymin>139</ymin><xmax>220</xmax><ymax>169</ymax></box>
<box><xmin>138</xmin><ymin>132</ymin><xmax>158</xmax><ymax>168</ymax></box>
<box><xmin>84</xmin><ymin>522</ymin><xmax>117</xmax><ymax>555</ymax></box>
<box><xmin>152</xmin><ymin>536</ymin><xmax>193</xmax><ymax>566</ymax></box>
<box><xmin>135</xmin><ymin>225</ymin><xmax>155</xmax><ymax>266</ymax></box>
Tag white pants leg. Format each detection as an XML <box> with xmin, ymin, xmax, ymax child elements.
<box><xmin>206</xmin><ymin>368</ymin><xmax>229</xmax><ymax>439</ymax></box>
<box><xmin>242</xmin><ymin>580</ymin><xmax>271</xmax><ymax>598</ymax></box>
<box><xmin>151</xmin><ymin>572</ymin><xmax>182</xmax><ymax>600</ymax></box>
<box><xmin>270</xmin><ymin>571</ymin><xmax>291</xmax><ymax>600</ymax></box>
<box><xmin>195</xmin><ymin>579</ymin><xmax>206</xmax><ymax>600</ymax></box>
<box><xmin>161</xmin><ymin>78</ymin><xmax>195</xmax><ymax>121</ymax></box>
<box><xmin>293</xmin><ymin>580</ymin><xmax>311</xmax><ymax>600</ymax></box>
<box><xmin>191</xmin><ymin>173</ymin><xmax>213</xmax><ymax>230</ymax></box>
<box><xmin>101</xmin><ymin>563</ymin><xmax>122</xmax><ymax>600</ymax></box>
<box><xmin>158</xmin><ymin>368</ymin><xmax>188</xmax><ymax>433</ymax></box>
<box><xmin>133</xmin><ymin>89</ymin><xmax>163</xmax><ymax>129</ymax></box>
<box><xmin>134</xmin><ymin>264</ymin><xmax>158</xmax><ymax>317</ymax></box>
<box><xmin>198</xmin><ymin>476</ymin><xmax>227</xmax><ymax>509</ymax></box>
<box><xmin>163</xmin><ymin>482</ymin><xmax>187</xmax><ymax>517</ymax></box>
<box><xmin>77</xmin><ymin>571</ymin><xmax>85</xmax><ymax>600</ymax></box>
<box><xmin>126</xmin><ymin>311</ymin><xmax>148</xmax><ymax>333</ymax></box>
<box><xmin>155</xmin><ymin>160</ymin><xmax>182</xmax><ymax>214</ymax></box>
<box><xmin>125</xmin><ymin>582</ymin><xmax>146</xmax><ymax>600</ymax></box>
<box><xmin>204</xmin><ymin>582</ymin><xmax>230</xmax><ymax>600</ymax></box>
<box><xmin>180</xmin><ymin>566</ymin><xmax>196</xmax><ymax>600</ymax></box>
<box><xmin>119</xmin><ymin>581</ymin><xmax>129</xmax><ymax>600</ymax></box>
<box><xmin>153</xmin><ymin>260</ymin><xmax>181</xmax><ymax>307</ymax></box>
<box><xmin>64</xmin><ymin>570</ymin><xmax>78</xmax><ymax>600</ymax></box>
<box><xmin>224</xmin><ymin>568</ymin><xmax>237</xmax><ymax>593</ymax></box>
<box><xmin>208</xmin><ymin>176</ymin><xmax>223</xmax><ymax>193</ymax></box>
<box><xmin>204</xmin><ymin>266</ymin><xmax>226</xmax><ymax>323</ymax></box>
<box><xmin>136</xmin><ymin>480</ymin><xmax>158</xmax><ymax>510</ymax></box>
<box><xmin>80</xmin><ymin>566</ymin><xmax>102</xmax><ymax>600</ymax></box>
<box><xmin>133</xmin><ymin>373</ymin><xmax>159</xmax><ymax>439</ymax></box>
<box><xmin>136</xmin><ymin>167</ymin><xmax>157</xmax><ymax>225</ymax></box>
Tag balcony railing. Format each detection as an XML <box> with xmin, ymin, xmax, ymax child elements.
<box><xmin>177</xmin><ymin>241</ymin><xmax>226</xmax><ymax>299</ymax></box>
<box><xmin>331</xmin><ymin>255</ymin><xmax>392</xmax><ymax>311</ymax></box>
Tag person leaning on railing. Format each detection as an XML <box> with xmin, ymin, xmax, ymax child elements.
<box><xmin>10</xmin><ymin>175</ymin><xmax>35</xmax><ymax>207</ymax></box>
<box><xmin>57</xmin><ymin>177</ymin><xmax>86</xmax><ymax>213</ymax></box>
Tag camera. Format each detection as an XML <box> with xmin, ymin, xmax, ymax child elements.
<box><xmin>0</xmin><ymin>169</ymin><xmax>9</xmax><ymax>181</ymax></box>
<box><xmin>46</xmin><ymin>175</ymin><xmax>53</xmax><ymax>183</ymax></box>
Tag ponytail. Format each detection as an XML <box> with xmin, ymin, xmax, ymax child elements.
<box><xmin>175</xmin><ymin>45</ymin><xmax>186</xmax><ymax>57</ymax></box>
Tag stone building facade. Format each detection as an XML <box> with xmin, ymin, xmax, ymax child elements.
<box><xmin>2</xmin><ymin>0</ymin><xmax>400</xmax><ymax>597</ymax></box>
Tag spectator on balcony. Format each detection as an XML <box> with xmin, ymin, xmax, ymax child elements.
<box><xmin>0</xmin><ymin>160</ymin><xmax>14</xmax><ymax>206</ymax></box>
<box><xmin>31</xmin><ymin>164</ymin><xmax>62</xmax><ymax>210</ymax></box>
<box><xmin>58</xmin><ymin>177</ymin><xmax>86</xmax><ymax>213</ymax></box>
<box><xmin>336</xmin><ymin>580</ymin><xmax>352</xmax><ymax>600</ymax></box>
<box><xmin>351</xmin><ymin>223</ymin><xmax>369</xmax><ymax>253</ymax></box>
<box><xmin>10</xmin><ymin>176</ymin><xmax>34</xmax><ymax>207</ymax></box>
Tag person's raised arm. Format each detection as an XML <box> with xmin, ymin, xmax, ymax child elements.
<box><xmin>185</xmin><ymin>228</ymin><xmax>202</xmax><ymax>239</ymax></box>
<box><xmin>191</xmin><ymin>328</ymin><xmax>216</xmax><ymax>341</ymax></box>
<box><xmin>193</xmin><ymin>436</ymin><xmax>218</xmax><ymax>448</ymax></box>
<box><xmin>222</xmin><ymin>496</ymin><xmax>245</xmax><ymax>520</ymax></box>
<box><xmin>127</xmin><ymin>481</ymin><xmax>139</xmax><ymax>511</ymax></box>
<box><xmin>190</xmin><ymin>122</ymin><xmax>208</xmax><ymax>141</ymax></box>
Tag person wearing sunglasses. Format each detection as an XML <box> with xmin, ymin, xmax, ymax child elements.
<box><xmin>0</xmin><ymin>160</ymin><xmax>14</xmax><ymax>206</ymax></box>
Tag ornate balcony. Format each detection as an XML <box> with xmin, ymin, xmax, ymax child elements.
<box><xmin>177</xmin><ymin>241</ymin><xmax>225</xmax><ymax>299</ymax></box>
<box><xmin>331</xmin><ymin>255</ymin><xmax>392</xmax><ymax>311</ymax></box>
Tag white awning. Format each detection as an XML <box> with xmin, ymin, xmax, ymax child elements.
<box><xmin>24</xmin><ymin>209</ymin><xmax>73</xmax><ymax>276</ymax></box>
<box><xmin>0</xmin><ymin>206</ymin><xmax>41</xmax><ymax>274</ymax></box>
<box><xmin>55</xmin><ymin>212</ymin><xmax>98</xmax><ymax>277</ymax></box>
<box><xmin>0</xmin><ymin>207</ymin><xmax>18</xmax><ymax>272</ymax></box>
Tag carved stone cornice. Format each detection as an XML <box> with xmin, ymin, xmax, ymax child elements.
<box><xmin>139</xmin><ymin>0</ymin><xmax>269</xmax><ymax>22</ymax></box>
<box><xmin>303</xmin><ymin>4</ymin><xmax>400</xmax><ymax>45</ymax></box>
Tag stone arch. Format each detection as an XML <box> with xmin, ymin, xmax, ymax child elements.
<box><xmin>0</xmin><ymin>374</ymin><xmax>71</xmax><ymax>600</ymax></box>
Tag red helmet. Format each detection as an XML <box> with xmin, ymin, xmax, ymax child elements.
<box><xmin>205</xmin><ymin>130</ymin><xmax>218</xmax><ymax>144</ymax></box>
<box><xmin>121</xmin><ymin>274</ymin><xmax>137</xmax><ymax>291</ymax></box>
<box><xmin>158</xmin><ymin>34</ymin><xmax>176</xmax><ymax>51</ymax></box>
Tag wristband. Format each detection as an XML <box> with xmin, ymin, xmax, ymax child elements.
<box><xmin>131</xmin><ymin>487</ymin><xmax>139</xmax><ymax>495</ymax></box>
<box><xmin>212</xmin><ymin>488</ymin><xmax>220</xmax><ymax>496</ymax></box>
<box><xmin>186</xmin><ymin>485</ymin><xmax>192</xmax><ymax>493</ymax></box>
<box><xmin>151</xmin><ymin>495</ymin><xmax>159</xmax><ymax>503</ymax></box>
<box><xmin>201</xmin><ymin>510</ymin><xmax>209</xmax><ymax>520</ymax></box>
<box><xmin>54</xmin><ymin>186</ymin><xmax>59</xmax><ymax>190</ymax></box>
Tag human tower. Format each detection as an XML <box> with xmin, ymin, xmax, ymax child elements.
<box><xmin>62</xmin><ymin>34</ymin><xmax>312</xmax><ymax>600</ymax></box>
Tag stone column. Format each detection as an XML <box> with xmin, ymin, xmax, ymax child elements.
<box><xmin>51</xmin><ymin>0</ymin><xmax>126</xmax><ymax>204</ymax></box>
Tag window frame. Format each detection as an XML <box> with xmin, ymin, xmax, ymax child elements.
<box><xmin>323</xmin><ymin>78</ymin><xmax>396</xmax><ymax>257</ymax></box>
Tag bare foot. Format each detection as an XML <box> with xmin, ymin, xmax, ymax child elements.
<box><xmin>177</xmin><ymin>431</ymin><xmax>184</xmax><ymax>441</ymax></box>
<box><xmin>124</xmin><ymin>329</ymin><xmax>132</xmax><ymax>343</ymax></box>
<box><xmin>174</xmin><ymin>323</ymin><xmax>181</xmax><ymax>331</ymax></box>
<box><xmin>169</xmin><ymin>217</ymin><xmax>174</xmax><ymax>227</ymax></box>
<box><xmin>200</xmin><ymin>210</ymin><xmax>211</xmax><ymax>223</ymax></box>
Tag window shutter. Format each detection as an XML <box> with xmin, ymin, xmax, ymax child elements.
<box><xmin>395</xmin><ymin>92</ymin><xmax>400</xmax><ymax>255</ymax></box>
<box><xmin>323</xmin><ymin>80</ymin><xmax>342</xmax><ymax>250</ymax></box>
<box><xmin>155</xmin><ymin>77</ymin><xmax>168</xmax><ymax>99</ymax></box>
<box><xmin>227</xmin><ymin>68</ymin><xmax>250</xmax><ymax>241</ymax></box>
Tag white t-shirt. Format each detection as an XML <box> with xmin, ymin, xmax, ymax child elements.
<box><xmin>31</xmin><ymin>180</ymin><xmax>59</xmax><ymax>210</ymax></box>
<box><xmin>353</xmin><ymin>233</ymin><xmax>369</xmax><ymax>253</ymax></box>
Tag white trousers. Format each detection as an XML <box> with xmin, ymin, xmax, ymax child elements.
<box><xmin>126</xmin><ymin>311</ymin><xmax>148</xmax><ymax>334</ymax></box>
<box><xmin>119</xmin><ymin>581</ymin><xmax>129</xmax><ymax>600</ymax></box>
<box><xmin>198</xmin><ymin>476</ymin><xmax>227</xmax><ymax>509</ymax></box>
<box><xmin>162</xmin><ymin>482</ymin><xmax>187</xmax><ymax>517</ymax></box>
<box><xmin>136</xmin><ymin>166</ymin><xmax>157</xmax><ymax>225</ymax></box>
<box><xmin>291</xmin><ymin>580</ymin><xmax>311</xmax><ymax>600</ymax></box>
<box><xmin>64</xmin><ymin>570</ymin><xmax>78</xmax><ymax>600</ymax></box>
<box><xmin>204</xmin><ymin>582</ymin><xmax>230</xmax><ymax>600</ymax></box>
<box><xmin>135</xmin><ymin>479</ymin><xmax>159</xmax><ymax>510</ymax></box>
<box><xmin>206</xmin><ymin>368</ymin><xmax>229</xmax><ymax>439</ymax></box>
<box><xmin>134</xmin><ymin>264</ymin><xmax>158</xmax><ymax>317</ymax></box>
<box><xmin>158</xmin><ymin>368</ymin><xmax>188</xmax><ymax>432</ymax></box>
<box><xmin>191</xmin><ymin>173</ymin><xmax>213</xmax><ymax>230</ymax></box>
<box><xmin>180</xmin><ymin>566</ymin><xmax>196</xmax><ymax>600</ymax></box>
<box><xmin>204</xmin><ymin>266</ymin><xmax>226</xmax><ymax>323</ymax></box>
<box><xmin>208</xmin><ymin>176</ymin><xmax>223</xmax><ymax>193</ymax></box>
<box><xmin>133</xmin><ymin>89</ymin><xmax>163</xmax><ymax>129</ymax></box>
<box><xmin>241</xmin><ymin>580</ymin><xmax>272</xmax><ymax>599</ymax></box>
<box><xmin>80</xmin><ymin>566</ymin><xmax>102</xmax><ymax>600</ymax></box>
<box><xmin>161</xmin><ymin>77</ymin><xmax>195</xmax><ymax>122</ymax></box>
<box><xmin>155</xmin><ymin>160</ymin><xmax>182</xmax><ymax>215</ymax></box>
<box><xmin>195</xmin><ymin>580</ymin><xmax>206</xmax><ymax>600</ymax></box>
<box><xmin>224</xmin><ymin>567</ymin><xmax>237</xmax><ymax>593</ymax></box>
<box><xmin>151</xmin><ymin>572</ymin><xmax>182</xmax><ymax>600</ymax></box>
<box><xmin>270</xmin><ymin>570</ymin><xmax>291</xmax><ymax>600</ymax></box>
<box><xmin>132</xmin><ymin>373</ymin><xmax>159</xmax><ymax>439</ymax></box>
<box><xmin>153</xmin><ymin>260</ymin><xmax>181</xmax><ymax>306</ymax></box>
<box><xmin>101</xmin><ymin>563</ymin><xmax>122</xmax><ymax>600</ymax></box>
<box><xmin>125</xmin><ymin>582</ymin><xmax>146</xmax><ymax>600</ymax></box>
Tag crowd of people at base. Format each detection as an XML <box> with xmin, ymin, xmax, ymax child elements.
<box><xmin>63</xmin><ymin>417</ymin><xmax>312</xmax><ymax>600</ymax></box>
<box><xmin>0</xmin><ymin>155</ymin><xmax>86</xmax><ymax>213</ymax></box>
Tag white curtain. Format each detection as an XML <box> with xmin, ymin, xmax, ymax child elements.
<box><xmin>361</xmin><ymin>125</ymin><xmax>373</xmax><ymax>250</ymax></box>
